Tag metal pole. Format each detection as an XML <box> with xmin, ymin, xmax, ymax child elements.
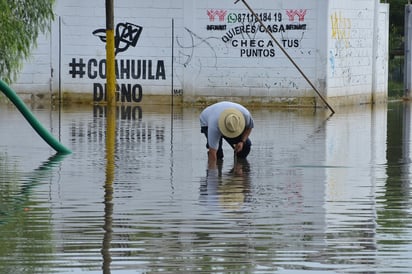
<box><xmin>58</xmin><ymin>16</ymin><xmax>62</xmax><ymax>141</ymax></box>
<box><xmin>234</xmin><ymin>0</ymin><xmax>335</xmax><ymax>114</ymax></box>
<box><xmin>102</xmin><ymin>104</ymin><xmax>115</xmax><ymax>274</ymax></box>
<box><xmin>103</xmin><ymin>0</ymin><xmax>116</xmax><ymax>265</ymax></box>
<box><xmin>171</xmin><ymin>18</ymin><xmax>174</xmax><ymax>107</ymax></box>
<box><xmin>106</xmin><ymin>0</ymin><xmax>116</xmax><ymax>106</ymax></box>
<box><xmin>405</xmin><ymin>4</ymin><xmax>412</xmax><ymax>98</ymax></box>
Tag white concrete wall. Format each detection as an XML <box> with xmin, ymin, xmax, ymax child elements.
<box><xmin>10</xmin><ymin>0</ymin><xmax>388</xmax><ymax>105</ymax></box>
<box><xmin>11</xmin><ymin>32</ymin><xmax>52</xmax><ymax>97</ymax></box>
<box><xmin>372</xmin><ymin>3</ymin><xmax>389</xmax><ymax>101</ymax></box>
<box><xmin>326</xmin><ymin>0</ymin><xmax>387</xmax><ymax>103</ymax></box>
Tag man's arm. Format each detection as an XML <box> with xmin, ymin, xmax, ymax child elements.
<box><xmin>234</xmin><ymin>127</ymin><xmax>252</xmax><ymax>153</ymax></box>
<box><xmin>208</xmin><ymin>148</ymin><xmax>218</xmax><ymax>169</ymax></box>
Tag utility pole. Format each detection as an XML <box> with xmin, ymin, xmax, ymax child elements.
<box><xmin>103</xmin><ymin>2</ymin><xmax>116</xmax><ymax>271</ymax></box>
<box><xmin>405</xmin><ymin>2</ymin><xmax>412</xmax><ymax>97</ymax></box>
<box><xmin>106</xmin><ymin>0</ymin><xmax>116</xmax><ymax>106</ymax></box>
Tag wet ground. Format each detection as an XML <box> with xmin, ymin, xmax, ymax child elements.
<box><xmin>1</xmin><ymin>101</ymin><xmax>412</xmax><ymax>273</ymax></box>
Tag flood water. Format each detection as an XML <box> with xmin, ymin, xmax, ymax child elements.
<box><xmin>1</xmin><ymin>101</ymin><xmax>412</xmax><ymax>273</ymax></box>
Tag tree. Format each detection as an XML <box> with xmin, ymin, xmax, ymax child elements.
<box><xmin>385</xmin><ymin>0</ymin><xmax>409</xmax><ymax>51</ymax></box>
<box><xmin>0</xmin><ymin>0</ymin><xmax>55</xmax><ymax>83</ymax></box>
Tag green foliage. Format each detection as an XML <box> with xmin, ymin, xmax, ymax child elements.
<box><xmin>0</xmin><ymin>0</ymin><xmax>55</xmax><ymax>83</ymax></box>
<box><xmin>387</xmin><ymin>0</ymin><xmax>406</xmax><ymax>35</ymax></box>
<box><xmin>387</xmin><ymin>0</ymin><xmax>407</xmax><ymax>52</ymax></box>
<box><xmin>383</xmin><ymin>0</ymin><xmax>410</xmax><ymax>97</ymax></box>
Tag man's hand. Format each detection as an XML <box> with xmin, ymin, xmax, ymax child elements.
<box><xmin>234</xmin><ymin>141</ymin><xmax>244</xmax><ymax>153</ymax></box>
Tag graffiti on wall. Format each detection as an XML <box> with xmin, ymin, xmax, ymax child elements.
<box><xmin>329</xmin><ymin>10</ymin><xmax>371</xmax><ymax>87</ymax></box>
<box><xmin>174</xmin><ymin>27</ymin><xmax>222</xmax><ymax>91</ymax></box>
<box><xmin>93</xmin><ymin>22</ymin><xmax>143</xmax><ymax>55</ymax></box>
<box><xmin>330</xmin><ymin>12</ymin><xmax>351</xmax><ymax>48</ymax></box>
<box><xmin>67</xmin><ymin>22</ymin><xmax>167</xmax><ymax>103</ymax></box>
<box><xmin>330</xmin><ymin>11</ymin><xmax>352</xmax><ymax>84</ymax></box>
<box><xmin>176</xmin><ymin>28</ymin><xmax>219</xmax><ymax>68</ymax></box>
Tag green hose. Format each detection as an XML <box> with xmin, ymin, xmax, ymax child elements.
<box><xmin>0</xmin><ymin>80</ymin><xmax>71</xmax><ymax>154</ymax></box>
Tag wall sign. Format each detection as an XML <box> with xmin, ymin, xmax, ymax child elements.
<box><xmin>206</xmin><ymin>9</ymin><xmax>308</xmax><ymax>58</ymax></box>
<box><xmin>67</xmin><ymin>22</ymin><xmax>167</xmax><ymax>103</ymax></box>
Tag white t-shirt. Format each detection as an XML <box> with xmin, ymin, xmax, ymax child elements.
<box><xmin>199</xmin><ymin>101</ymin><xmax>254</xmax><ymax>150</ymax></box>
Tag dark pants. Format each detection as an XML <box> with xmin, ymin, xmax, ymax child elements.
<box><xmin>201</xmin><ymin>126</ymin><xmax>251</xmax><ymax>159</ymax></box>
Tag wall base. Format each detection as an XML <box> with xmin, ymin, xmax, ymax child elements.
<box><xmin>1</xmin><ymin>90</ymin><xmax>388</xmax><ymax>109</ymax></box>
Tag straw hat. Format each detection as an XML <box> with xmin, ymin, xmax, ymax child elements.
<box><xmin>218</xmin><ymin>108</ymin><xmax>245</xmax><ymax>138</ymax></box>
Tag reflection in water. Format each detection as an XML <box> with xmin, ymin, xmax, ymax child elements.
<box><xmin>200</xmin><ymin>158</ymin><xmax>251</xmax><ymax>212</ymax></box>
<box><xmin>0</xmin><ymin>152</ymin><xmax>66</xmax><ymax>273</ymax></box>
<box><xmin>101</xmin><ymin>106</ymin><xmax>116</xmax><ymax>274</ymax></box>
<box><xmin>0</xmin><ymin>153</ymin><xmax>66</xmax><ymax>224</ymax></box>
<box><xmin>377</xmin><ymin>103</ymin><xmax>412</xmax><ymax>250</ymax></box>
<box><xmin>2</xmin><ymin>102</ymin><xmax>412</xmax><ymax>273</ymax></box>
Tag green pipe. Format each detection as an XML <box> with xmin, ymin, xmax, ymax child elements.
<box><xmin>0</xmin><ymin>79</ymin><xmax>71</xmax><ymax>154</ymax></box>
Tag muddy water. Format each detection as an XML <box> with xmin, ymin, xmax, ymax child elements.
<box><xmin>1</xmin><ymin>102</ymin><xmax>412</xmax><ymax>273</ymax></box>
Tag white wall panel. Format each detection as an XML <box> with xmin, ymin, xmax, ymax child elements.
<box><xmin>11</xmin><ymin>0</ymin><xmax>388</xmax><ymax>105</ymax></box>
